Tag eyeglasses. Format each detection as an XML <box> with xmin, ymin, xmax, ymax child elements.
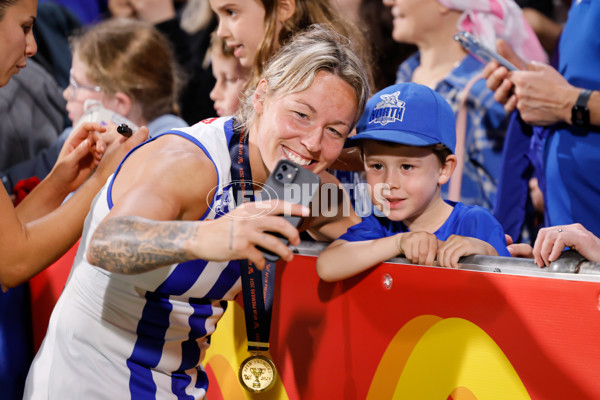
<box><xmin>68</xmin><ymin>69</ymin><xmax>102</xmax><ymax>100</ymax></box>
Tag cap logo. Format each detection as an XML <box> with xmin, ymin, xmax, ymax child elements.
<box><xmin>369</xmin><ymin>91</ymin><xmax>405</xmax><ymax>126</ymax></box>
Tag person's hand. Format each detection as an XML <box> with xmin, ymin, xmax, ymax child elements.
<box><xmin>437</xmin><ymin>235</ymin><xmax>498</xmax><ymax>268</ymax></box>
<box><xmin>50</xmin><ymin>122</ymin><xmax>107</xmax><ymax>193</ymax></box>
<box><xmin>482</xmin><ymin>39</ymin><xmax>528</xmax><ymax>112</ymax></box>
<box><xmin>194</xmin><ymin>200</ymin><xmax>310</xmax><ymax>270</ymax></box>
<box><xmin>505</xmin><ymin>233</ymin><xmax>536</xmax><ymax>258</ymax></box>
<box><xmin>94</xmin><ymin>126</ymin><xmax>149</xmax><ymax>181</ymax></box>
<box><xmin>532</xmin><ymin>223</ymin><xmax>600</xmax><ymax>267</ymax></box>
<box><xmin>507</xmin><ymin>243</ymin><xmax>534</xmax><ymax>258</ymax></box>
<box><xmin>395</xmin><ymin>231</ymin><xmax>438</xmax><ymax>266</ymax></box>
<box><xmin>108</xmin><ymin>0</ymin><xmax>136</xmax><ymax>18</ymax></box>
<box><xmin>508</xmin><ymin>62</ymin><xmax>579</xmax><ymax>126</ymax></box>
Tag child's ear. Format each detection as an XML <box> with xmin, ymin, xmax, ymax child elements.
<box><xmin>438</xmin><ymin>154</ymin><xmax>457</xmax><ymax>185</ymax></box>
<box><xmin>277</xmin><ymin>0</ymin><xmax>296</xmax><ymax>23</ymax></box>
<box><xmin>107</xmin><ymin>92</ymin><xmax>133</xmax><ymax>118</ymax></box>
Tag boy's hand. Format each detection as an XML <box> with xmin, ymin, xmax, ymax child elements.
<box><xmin>396</xmin><ymin>231</ymin><xmax>438</xmax><ymax>266</ymax></box>
<box><xmin>437</xmin><ymin>235</ymin><xmax>498</xmax><ymax>268</ymax></box>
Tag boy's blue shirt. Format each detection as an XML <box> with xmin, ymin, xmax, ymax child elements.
<box><xmin>339</xmin><ymin>200</ymin><xmax>510</xmax><ymax>257</ymax></box>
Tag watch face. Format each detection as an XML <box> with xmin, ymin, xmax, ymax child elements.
<box><xmin>572</xmin><ymin>89</ymin><xmax>592</xmax><ymax>127</ymax></box>
<box><xmin>572</xmin><ymin>105</ymin><xmax>590</xmax><ymax>126</ymax></box>
<box><xmin>238</xmin><ymin>354</ymin><xmax>277</xmax><ymax>393</ymax></box>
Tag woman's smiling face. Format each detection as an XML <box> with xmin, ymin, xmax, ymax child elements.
<box><xmin>252</xmin><ymin>71</ymin><xmax>358</xmax><ymax>176</ymax></box>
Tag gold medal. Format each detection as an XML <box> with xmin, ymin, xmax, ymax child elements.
<box><xmin>238</xmin><ymin>354</ymin><xmax>277</xmax><ymax>393</ymax></box>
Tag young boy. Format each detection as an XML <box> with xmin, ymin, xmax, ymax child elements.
<box><xmin>208</xmin><ymin>33</ymin><xmax>248</xmax><ymax>117</ymax></box>
<box><xmin>317</xmin><ymin>83</ymin><xmax>510</xmax><ymax>282</ymax></box>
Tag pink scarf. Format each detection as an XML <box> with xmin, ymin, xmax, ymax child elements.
<box><xmin>438</xmin><ymin>0</ymin><xmax>547</xmax><ymax>63</ymax></box>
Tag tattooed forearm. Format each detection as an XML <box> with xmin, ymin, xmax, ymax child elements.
<box><xmin>87</xmin><ymin>216</ymin><xmax>197</xmax><ymax>274</ymax></box>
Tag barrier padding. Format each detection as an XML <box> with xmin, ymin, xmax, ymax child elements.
<box><xmin>203</xmin><ymin>254</ymin><xmax>600</xmax><ymax>400</ymax></box>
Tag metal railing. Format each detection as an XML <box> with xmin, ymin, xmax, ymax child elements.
<box><xmin>293</xmin><ymin>242</ymin><xmax>600</xmax><ymax>282</ymax></box>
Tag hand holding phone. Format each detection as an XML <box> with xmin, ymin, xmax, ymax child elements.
<box><xmin>454</xmin><ymin>31</ymin><xmax>519</xmax><ymax>71</ymax></box>
<box><xmin>257</xmin><ymin>160</ymin><xmax>321</xmax><ymax>262</ymax></box>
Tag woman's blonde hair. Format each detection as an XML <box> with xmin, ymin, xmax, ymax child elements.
<box><xmin>237</xmin><ymin>24</ymin><xmax>370</xmax><ymax>134</ymax></box>
<box><xmin>248</xmin><ymin>0</ymin><xmax>373</xmax><ymax>92</ymax></box>
<box><xmin>72</xmin><ymin>18</ymin><xmax>181</xmax><ymax>122</ymax></box>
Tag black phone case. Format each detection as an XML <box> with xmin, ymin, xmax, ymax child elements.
<box><xmin>257</xmin><ymin>159</ymin><xmax>321</xmax><ymax>262</ymax></box>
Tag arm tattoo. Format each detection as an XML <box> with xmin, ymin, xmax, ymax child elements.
<box><xmin>87</xmin><ymin>216</ymin><xmax>197</xmax><ymax>274</ymax></box>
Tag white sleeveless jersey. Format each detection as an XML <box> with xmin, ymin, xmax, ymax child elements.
<box><xmin>24</xmin><ymin>117</ymin><xmax>241</xmax><ymax>400</ymax></box>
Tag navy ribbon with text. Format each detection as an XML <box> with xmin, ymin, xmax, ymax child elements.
<box><xmin>229</xmin><ymin>123</ymin><xmax>276</xmax><ymax>352</ymax></box>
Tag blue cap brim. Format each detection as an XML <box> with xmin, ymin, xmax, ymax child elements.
<box><xmin>345</xmin><ymin>129</ymin><xmax>447</xmax><ymax>149</ymax></box>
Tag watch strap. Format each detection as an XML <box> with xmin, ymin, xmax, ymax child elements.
<box><xmin>572</xmin><ymin>89</ymin><xmax>593</xmax><ymax>126</ymax></box>
<box><xmin>576</xmin><ymin>89</ymin><xmax>593</xmax><ymax>108</ymax></box>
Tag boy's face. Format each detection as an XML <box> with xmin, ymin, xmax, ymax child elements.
<box><xmin>363</xmin><ymin>140</ymin><xmax>452</xmax><ymax>225</ymax></box>
<box><xmin>210</xmin><ymin>51</ymin><xmax>247</xmax><ymax>117</ymax></box>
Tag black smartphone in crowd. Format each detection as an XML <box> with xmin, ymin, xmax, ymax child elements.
<box><xmin>257</xmin><ymin>159</ymin><xmax>321</xmax><ymax>262</ymax></box>
<box><xmin>454</xmin><ymin>30</ymin><xmax>519</xmax><ymax>71</ymax></box>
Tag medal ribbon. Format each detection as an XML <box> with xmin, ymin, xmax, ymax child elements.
<box><xmin>229</xmin><ymin>122</ymin><xmax>276</xmax><ymax>353</ymax></box>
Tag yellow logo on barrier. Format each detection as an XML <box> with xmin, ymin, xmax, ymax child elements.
<box><xmin>204</xmin><ymin>306</ymin><xmax>529</xmax><ymax>399</ymax></box>
<box><xmin>367</xmin><ymin>315</ymin><xmax>530</xmax><ymax>400</ymax></box>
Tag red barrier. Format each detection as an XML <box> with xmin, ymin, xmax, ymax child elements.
<box><xmin>203</xmin><ymin>253</ymin><xmax>600</xmax><ymax>400</ymax></box>
<box><xmin>29</xmin><ymin>243</ymin><xmax>600</xmax><ymax>398</ymax></box>
<box><xmin>29</xmin><ymin>241</ymin><xmax>78</xmax><ymax>352</ymax></box>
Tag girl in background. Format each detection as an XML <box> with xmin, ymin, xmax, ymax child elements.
<box><xmin>2</xmin><ymin>18</ymin><xmax>188</xmax><ymax>193</ymax></box>
<box><xmin>210</xmin><ymin>0</ymin><xmax>373</xmax><ymax>91</ymax></box>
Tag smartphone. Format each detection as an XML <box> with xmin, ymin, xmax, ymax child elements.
<box><xmin>453</xmin><ymin>31</ymin><xmax>519</xmax><ymax>71</ymax></box>
<box><xmin>257</xmin><ymin>159</ymin><xmax>321</xmax><ymax>262</ymax></box>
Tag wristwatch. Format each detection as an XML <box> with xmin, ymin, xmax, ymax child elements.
<box><xmin>571</xmin><ymin>89</ymin><xmax>593</xmax><ymax>127</ymax></box>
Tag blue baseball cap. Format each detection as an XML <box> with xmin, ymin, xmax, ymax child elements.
<box><xmin>347</xmin><ymin>83</ymin><xmax>456</xmax><ymax>154</ymax></box>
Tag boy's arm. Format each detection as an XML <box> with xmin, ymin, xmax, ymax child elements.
<box><xmin>317</xmin><ymin>231</ymin><xmax>443</xmax><ymax>282</ymax></box>
<box><xmin>316</xmin><ymin>235</ymin><xmax>401</xmax><ymax>282</ymax></box>
<box><xmin>437</xmin><ymin>235</ymin><xmax>498</xmax><ymax>268</ymax></box>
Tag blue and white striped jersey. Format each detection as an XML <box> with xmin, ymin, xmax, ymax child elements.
<box><xmin>25</xmin><ymin>117</ymin><xmax>241</xmax><ymax>399</ymax></box>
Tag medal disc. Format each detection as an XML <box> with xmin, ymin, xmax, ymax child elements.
<box><xmin>238</xmin><ymin>354</ymin><xmax>277</xmax><ymax>393</ymax></box>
